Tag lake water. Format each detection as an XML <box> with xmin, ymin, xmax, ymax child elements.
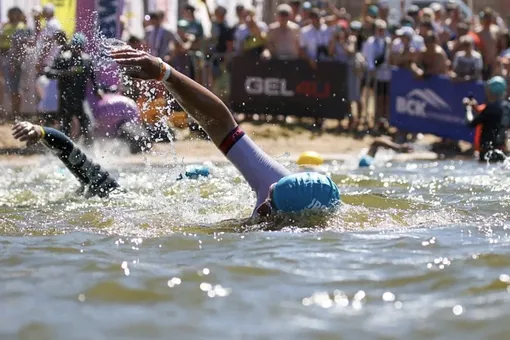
<box><xmin>1</xmin><ymin>152</ymin><xmax>510</xmax><ymax>340</ymax></box>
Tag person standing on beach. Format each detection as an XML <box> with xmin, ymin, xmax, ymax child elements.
<box><xmin>0</xmin><ymin>7</ymin><xmax>26</xmax><ymax>119</ymax></box>
<box><xmin>464</xmin><ymin>76</ymin><xmax>510</xmax><ymax>163</ymax></box>
<box><xmin>35</xmin><ymin>4</ymin><xmax>62</xmax><ymax>75</ymax></box>
<box><xmin>45</xmin><ymin>33</ymin><xmax>100</xmax><ymax>147</ymax></box>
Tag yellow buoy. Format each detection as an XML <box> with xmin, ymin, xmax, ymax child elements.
<box><xmin>297</xmin><ymin>151</ymin><xmax>324</xmax><ymax>166</ymax></box>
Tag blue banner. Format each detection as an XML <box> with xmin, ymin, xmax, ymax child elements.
<box><xmin>389</xmin><ymin>68</ymin><xmax>485</xmax><ymax>142</ymax></box>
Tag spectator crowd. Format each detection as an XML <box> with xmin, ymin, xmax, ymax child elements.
<box><xmin>0</xmin><ymin>0</ymin><xmax>509</xmax><ymax>143</ymax></box>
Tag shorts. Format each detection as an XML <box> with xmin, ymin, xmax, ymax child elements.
<box><xmin>4</xmin><ymin>62</ymin><xmax>22</xmax><ymax>94</ymax></box>
<box><xmin>361</xmin><ymin>76</ymin><xmax>373</xmax><ymax>89</ymax></box>
<box><xmin>482</xmin><ymin>64</ymin><xmax>493</xmax><ymax>81</ymax></box>
<box><xmin>374</xmin><ymin>81</ymin><xmax>390</xmax><ymax>97</ymax></box>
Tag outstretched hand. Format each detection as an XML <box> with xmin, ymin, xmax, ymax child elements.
<box><xmin>110</xmin><ymin>47</ymin><xmax>161</xmax><ymax>80</ymax></box>
<box><xmin>399</xmin><ymin>144</ymin><xmax>413</xmax><ymax>154</ymax></box>
<box><xmin>12</xmin><ymin>122</ymin><xmax>43</xmax><ymax>146</ymax></box>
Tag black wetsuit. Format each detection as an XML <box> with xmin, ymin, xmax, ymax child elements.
<box><xmin>41</xmin><ymin>127</ymin><xmax>119</xmax><ymax>198</ymax></box>
<box><xmin>45</xmin><ymin>49</ymin><xmax>99</xmax><ymax>146</ymax></box>
<box><xmin>468</xmin><ymin>100</ymin><xmax>510</xmax><ymax>162</ymax></box>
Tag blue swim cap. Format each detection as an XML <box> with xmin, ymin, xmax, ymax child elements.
<box><xmin>177</xmin><ymin>165</ymin><xmax>210</xmax><ymax>180</ymax></box>
<box><xmin>71</xmin><ymin>32</ymin><xmax>87</xmax><ymax>48</ymax></box>
<box><xmin>271</xmin><ymin>172</ymin><xmax>340</xmax><ymax>213</ymax></box>
<box><xmin>358</xmin><ymin>155</ymin><xmax>374</xmax><ymax>168</ymax></box>
<box><xmin>368</xmin><ymin>5</ymin><xmax>379</xmax><ymax>17</ymax></box>
<box><xmin>486</xmin><ymin>76</ymin><xmax>507</xmax><ymax>98</ymax></box>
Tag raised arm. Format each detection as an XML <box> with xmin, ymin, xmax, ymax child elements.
<box><xmin>110</xmin><ymin>48</ymin><xmax>290</xmax><ymax>206</ymax></box>
<box><xmin>367</xmin><ymin>138</ymin><xmax>412</xmax><ymax>157</ymax></box>
<box><xmin>12</xmin><ymin>122</ymin><xmax>119</xmax><ymax>198</ymax></box>
<box><xmin>111</xmin><ymin>48</ymin><xmax>236</xmax><ymax>145</ymax></box>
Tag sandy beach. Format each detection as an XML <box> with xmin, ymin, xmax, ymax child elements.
<box><xmin>0</xmin><ymin>121</ymin><xmax>442</xmax><ymax>166</ymax></box>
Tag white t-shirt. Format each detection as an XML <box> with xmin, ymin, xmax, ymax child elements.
<box><xmin>363</xmin><ymin>36</ymin><xmax>392</xmax><ymax>81</ymax></box>
<box><xmin>36</xmin><ymin>17</ymin><xmax>62</xmax><ymax>66</ymax></box>
<box><xmin>36</xmin><ymin>75</ymin><xmax>59</xmax><ymax>113</ymax></box>
<box><xmin>299</xmin><ymin>24</ymin><xmax>332</xmax><ymax>60</ymax></box>
<box><xmin>392</xmin><ymin>35</ymin><xmax>425</xmax><ymax>53</ymax></box>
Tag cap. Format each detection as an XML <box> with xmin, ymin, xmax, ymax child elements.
<box><xmin>486</xmin><ymin>76</ymin><xmax>507</xmax><ymax>97</ymax></box>
<box><xmin>400</xmin><ymin>15</ymin><xmax>415</xmax><ymax>27</ymax></box>
<box><xmin>375</xmin><ymin>18</ymin><xmax>387</xmax><ymax>29</ymax></box>
<box><xmin>71</xmin><ymin>32</ymin><xmax>87</xmax><ymax>47</ymax></box>
<box><xmin>358</xmin><ymin>155</ymin><xmax>374</xmax><ymax>168</ymax></box>
<box><xmin>32</xmin><ymin>5</ymin><xmax>42</xmax><ymax>16</ymax></box>
<box><xmin>271</xmin><ymin>172</ymin><xmax>341</xmax><ymax>213</ymax></box>
<box><xmin>277</xmin><ymin>4</ymin><xmax>292</xmax><ymax>15</ymax></box>
<box><xmin>302</xmin><ymin>2</ymin><xmax>312</xmax><ymax>10</ymax></box>
<box><xmin>407</xmin><ymin>5</ymin><xmax>420</xmax><ymax>15</ymax></box>
<box><xmin>43</xmin><ymin>3</ymin><xmax>55</xmax><ymax>13</ymax></box>
<box><xmin>368</xmin><ymin>5</ymin><xmax>379</xmax><ymax>17</ymax></box>
<box><xmin>350</xmin><ymin>20</ymin><xmax>362</xmax><ymax>31</ymax></box>
<box><xmin>338</xmin><ymin>19</ymin><xmax>349</xmax><ymax>30</ymax></box>
<box><xmin>446</xmin><ymin>0</ymin><xmax>458</xmax><ymax>11</ymax></box>
<box><xmin>396</xmin><ymin>26</ymin><xmax>415</xmax><ymax>37</ymax></box>
<box><xmin>177</xmin><ymin>19</ymin><xmax>189</xmax><ymax>28</ymax></box>
<box><xmin>430</xmin><ymin>2</ymin><xmax>443</xmax><ymax>12</ymax></box>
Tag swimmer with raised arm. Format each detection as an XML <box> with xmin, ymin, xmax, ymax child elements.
<box><xmin>12</xmin><ymin>122</ymin><xmax>120</xmax><ymax>198</ymax></box>
<box><xmin>110</xmin><ymin>47</ymin><xmax>341</xmax><ymax>216</ymax></box>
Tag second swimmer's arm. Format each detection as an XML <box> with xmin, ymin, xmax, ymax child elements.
<box><xmin>12</xmin><ymin>122</ymin><xmax>120</xmax><ymax>197</ymax></box>
<box><xmin>367</xmin><ymin>138</ymin><xmax>412</xmax><ymax>158</ymax></box>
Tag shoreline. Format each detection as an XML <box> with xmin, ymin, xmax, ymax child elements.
<box><xmin>0</xmin><ymin>122</ymin><xmax>456</xmax><ymax>167</ymax></box>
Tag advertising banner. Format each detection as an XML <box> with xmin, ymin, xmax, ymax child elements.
<box><xmin>229</xmin><ymin>57</ymin><xmax>350</xmax><ymax>119</ymax></box>
<box><xmin>41</xmin><ymin>0</ymin><xmax>77</xmax><ymax>37</ymax></box>
<box><xmin>389</xmin><ymin>68</ymin><xmax>485</xmax><ymax>142</ymax></box>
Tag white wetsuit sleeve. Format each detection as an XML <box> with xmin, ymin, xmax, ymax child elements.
<box><xmin>226</xmin><ymin>135</ymin><xmax>291</xmax><ymax>206</ymax></box>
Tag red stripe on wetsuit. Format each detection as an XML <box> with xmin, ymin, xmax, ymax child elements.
<box><xmin>219</xmin><ymin>125</ymin><xmax>245</xmax><ymax>155</ymax></box>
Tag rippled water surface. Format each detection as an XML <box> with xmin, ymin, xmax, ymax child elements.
<box><xmin>1</xmin><ymin>151</ymin><xmax>510</xmax><ymax>340</ymax></box>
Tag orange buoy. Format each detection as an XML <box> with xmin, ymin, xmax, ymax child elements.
<box><xmin>169</xmin><ymin>111</ymin><xmax>189</xmax><ymax>129</ymax></box>
<box><xmin>138</xmin><ymin>96</ymin><xmax>169</xmax><ymax>125</ymax></box>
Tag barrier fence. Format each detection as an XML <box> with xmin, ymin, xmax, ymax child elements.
<box><xmin>13</xmin><ymin>51</ymin><xmax>488</xmax><ymax>144</ymax></box>
<box><xmin>389</xmin><ymin>68</ymin><xmax>485</xmax><ymax>143</ymax></box>
<box><xmin>228</xmin><ymin>56</ymin><xmax>350</xmax><ymax>119</ymax></box>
